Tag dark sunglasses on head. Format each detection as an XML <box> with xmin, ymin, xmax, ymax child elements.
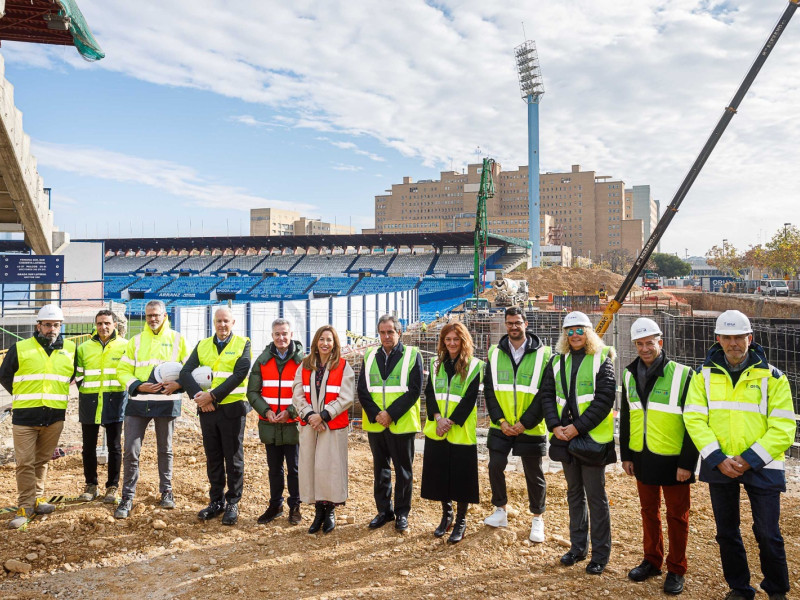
<box><xmin>567</xmin><ymin>328</ymin><xmax>585</xmax><ymax>336</ymax></box>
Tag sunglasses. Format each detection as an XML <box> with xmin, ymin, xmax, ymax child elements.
<box><xmin>567</xmin><ymin>328</ymin><xmax>585</xmax><ymax>336</ymax></box>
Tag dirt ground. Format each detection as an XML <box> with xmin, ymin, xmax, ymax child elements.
<box><xmin>504</xmin><ymin>266</ymin><xmax>631</xmax><ymax>296</ymax></box>
<box><xmin>2</xmin><ymin>410</ymin><xmax>800</xmax><ymax>600</ymax></box>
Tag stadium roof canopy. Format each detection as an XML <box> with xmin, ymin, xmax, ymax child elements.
<box><xmin>81</xmin><ymin>232</ymin><xmax>532</xmax><ymax>254</ymax></box>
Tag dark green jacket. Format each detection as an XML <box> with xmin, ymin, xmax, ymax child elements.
<box><xmin>247</xmin><ymin>340</ymin><xmax>304</xmax><ymax>446</ymax></box>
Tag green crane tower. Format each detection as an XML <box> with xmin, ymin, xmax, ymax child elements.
<box><xmin>473</xmin><ymin>157</ymin><xmax>494</xmax><ymax>299</ymax></box>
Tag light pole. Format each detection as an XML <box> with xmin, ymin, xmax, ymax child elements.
<box><xmin>784</xmin><ymin>222</ymin><xmax>791</xmax><ymax>241</ymax></box>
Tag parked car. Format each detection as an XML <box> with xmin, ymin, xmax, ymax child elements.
<box><xmin>758</xmin><ymin>280</ymin><xmax>789</xmax><ymax>297</ymax></box>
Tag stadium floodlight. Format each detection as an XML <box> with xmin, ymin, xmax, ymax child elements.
<box><xmin>515</xmin><ymin>40</ymin><xmax>544</xmax><ymax>102</ymax></box>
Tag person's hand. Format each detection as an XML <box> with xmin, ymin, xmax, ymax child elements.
<box><xmin>193</xmin><ymin>391</ymin><xmax>214</xmax><ymax>408</ymax></box>
<box><xmin>553</xmin><ymin>426</ymin><xmax>569</xmax><ymax>441</ymax></box>
<box><xmin>718</xmin><ymin>457</ymin><xmax>745</xmax><ymax>478</ymax></box>
<box><xmin>307</xmin><ymin>413</ymin><xmax>325</xmax><ymax>432</ymax></box>
<box><xmin>676</xmin><ymin>468</ymin><xmax>692</xmax><ymax>482</ymax></box>
<box><xmin>562</xmin><ymin>424</ymin><xmax>579</xmax><ymax>441</ymax></box>
<box><xmin>500</xmin><ymin>421</ymin><xmax>518</xmax><ymax>437</ymax></box>
<box><xmin>265</xmin><ymin>409</ymin><xmax>277</xmax><ymax>423</ymax></box>
<box><xmin>200</xmin><ymin>402</ymin><xmax>216</xmax><ymax>413</ymax></box>
<box><xmin>376</xmin><ymin>411</ymin><xmax>393</xmax><ymax>428</ymax></box>
<box><xmin>138</xmin><ymin>382</ymin><xmax>163</xmax><ymax>394</ymax></box>
<box><xmin>731</xmin><ymin>455</ymin><xmax>751</xmax><ymax>474</ymax></box>
<box><xmin>622</xmin><ymin>461</ymin><xmax>635</xmax><ymax>476</ymax></box>
<box><xmin>275</xmin><ymin>410</ymin><xmax>290</xmax><ymax>423</ymax></box>
<box><xmin>161</xmin><ymin>381</ymin><xmax>181</xmax><ymax>395</ymax></box>
<box><xmin>511</xmin><ymin>422</ymin><xmax>526</xmax><ymax>435</ymax></box>
<box><xmin>436</xmin><ymin>417</ymin><xmax>452</xmax><ymax>438</ymax></box>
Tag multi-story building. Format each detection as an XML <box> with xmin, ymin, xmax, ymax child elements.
<box><xmin>625</xmin><ymin>185</ymin><xmax>660</xmax><ymax>250</ymax></box>
<box><xmin>374</xmin><ymin>163</ymin><xmax>649</xmax><ymax>260</ymax></box>
<box><xmin>250</xmin><ymin>208</ymin><xmax>354</xmax><ymax>237</ymax></box>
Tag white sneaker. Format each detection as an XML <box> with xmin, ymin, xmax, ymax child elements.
<box><xmin>529</xmin><ymin>516</ymin><xmax>545</xmax><ymax>543</ymax></box>
<box><xmin>483</xmin><ymin>507</ymin><xmax>508</xmax><ymax>528</ymax></box>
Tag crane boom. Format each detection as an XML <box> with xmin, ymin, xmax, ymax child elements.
<box><xmin>596</xmin><ymin>0</ymin><xmax>799</xmax><ymax>336</ymax></box>
<box><xmin>474</xmin><ymin>158</ymin><xmax>494</xmax><ymax>299</ymax></box>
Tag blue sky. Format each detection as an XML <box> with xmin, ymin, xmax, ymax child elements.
<box><xmin>1</xmin><ymin>0</ymin><xmax>798</xmax><ymax>256</ymax></box>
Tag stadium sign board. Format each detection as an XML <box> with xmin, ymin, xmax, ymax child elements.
<box><xmin>1</xmin><ymin>255</ymin><xmax>64</xmax><ymax>283</ymax></box>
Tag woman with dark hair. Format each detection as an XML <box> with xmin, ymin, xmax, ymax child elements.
<box><xmin>291</xmin><ymin>325</ymin><xmax>354</xmax><ymax>535</ymax></box>
<box><xmin>420</xmin><ymin>321</ymin><xmax>484</xmax><ymax>544</ymax></box>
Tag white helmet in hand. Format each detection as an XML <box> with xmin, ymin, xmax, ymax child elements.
<box><xmin>153</xmin><ymin>361</ymin><xmax>183</xmax><ymax>384</ymax></box>
<box><xmin>191</xmin><ymin>366</ymin><xmax>213</xmax><ymax>390</ymax></box>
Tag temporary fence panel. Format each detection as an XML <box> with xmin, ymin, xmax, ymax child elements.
<box><xmin>250</xmin><ymin>301</ymin><xmax>281</xmax><ymax>356</ymax></box>
<box><xmin>364</xmin><ymin>295</ymin><xmax>377</xmax><ymax>338</ymax></box>
<box><xmin>283</xmin><ymin>300</ymin><xmax>309</xmax><ymax>349</ymax></box>
<box><xmin>331</xmin><ymin>297</ymin><xmax>349</xmax><ymax>344</ymax></box>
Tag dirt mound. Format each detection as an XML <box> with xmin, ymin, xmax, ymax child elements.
<box><xmin>509</xmin><ymin>266</ymin><xmax>631</xmax><ymax>296</ymax></box>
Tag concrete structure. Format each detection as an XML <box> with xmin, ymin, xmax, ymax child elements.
<box><xmin>541</xmin><ymin>244</ymin><xmax>572</xmax><ymax>267</ymax></box>
<box><xmin>375</xmin><ymin>163</ymin><xmax>647</xmax><ymax>261</ymax></box>
<box><xmin>250</xmin><ymin>208</ymin><xmax>354</xmax><ymax>237</ymax></box>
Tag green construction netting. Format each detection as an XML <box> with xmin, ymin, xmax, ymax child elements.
<box><xmin>57</xmin><ymin>0</ymin><xmax>105</xmax><ymax>61</ymax></box>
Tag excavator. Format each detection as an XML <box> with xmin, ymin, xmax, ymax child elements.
<box><xmin>596</xmin><ymin>0</ymin><xmax>799</xmax><ymax>336</ymax></box>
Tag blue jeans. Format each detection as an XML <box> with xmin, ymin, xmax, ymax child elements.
<box><xmin>708</xmin><ymin>482</ymin><xmax>789</xmax><ymax>598</ymax></box>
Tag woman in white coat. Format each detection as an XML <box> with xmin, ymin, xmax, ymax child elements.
<box><xmin>292</xmin><ymin>325</ymin><xmax>354</xmax><ymax>534</ymax></box>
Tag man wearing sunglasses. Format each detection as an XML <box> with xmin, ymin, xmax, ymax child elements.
<box><xmin>483</xmin><ymin>306</ymin><xmax>552</xmax><ymax>543</ymax></box>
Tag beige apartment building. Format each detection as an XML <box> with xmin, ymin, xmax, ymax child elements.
<box><xmin>250</xmin><ymin>208</ymin><xmax>354</xmax><ymax>237</ymax></box>
<box><xmin>374</xmin><ymin>164</ymin><xmax>655</xmax><ymax>260</ymax></box>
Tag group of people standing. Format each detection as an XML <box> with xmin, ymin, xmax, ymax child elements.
<box><xmin>0</xmin><ymin>301</ymin><xmax>795</xmax><ymax>600</ymax></box>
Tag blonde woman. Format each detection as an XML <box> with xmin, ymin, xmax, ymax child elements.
<box><xmin>420</xmin><ymin>321</ymin><xmax>484</xmax><ymax>544</ymax></box>
<box><xmin>291</xmin><ymin>325</ymin><xmax>354</xmax><ymax>535</ymax></box>
<box><xmin>536</xmin><ymin>311</ymin><xmax>616</xmax><ymax>575</ymax></box>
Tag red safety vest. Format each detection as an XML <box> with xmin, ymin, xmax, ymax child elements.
<box><xmin>260</xmin><ymin>358</ymin><xmax>300</xmax><ymax>423</ymax></box>
<box><xmin>300</xmin><ymin>358</ymin><xmax>349</xmax><ymax>430</ymax></box>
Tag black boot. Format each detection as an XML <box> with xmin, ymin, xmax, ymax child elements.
<box><xmin>434</xmin><ymin>502</ymin><xmax>454</xmax><ymax>538</ymax></box>
<box><xmin>322</xmin><ymin>504</ymin><xmax>336</xmax><ymax>534</ymax></box>
<box><xmin>308</xmin><ymin>503</ymin><xmax>325</xmax><ymax>534</ymax></box>
<box><xmin>447</xmin><ymin>502</ymin><xmax>468</xmax><ymax>544</ymax></box>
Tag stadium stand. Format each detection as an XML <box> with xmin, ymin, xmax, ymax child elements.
<box><xmin>172</xmin><ymin>256</ymin><xmax>223</xmax><ymax>273</ymax></box>
<box><xmin>104</xmin><ymin>255</ymin><xmax>155</xmax><ymax>274</ymax></box>
<box><xmin>247</xmin><ymin>276</ymin><xmax>316</xmax><ymax>299</ymax></box>
<box><xmin>419</xmin><ymin>295</ymin><xmax>471</xmax><ymax>322</ymax></box>
<box><xmin>387</xmin><ymin>253</ymin><xmax>435</xmax><ymax>276</ymax></box>
<box><xmin>350</xmin><ymin>277</ymin><xmax>418</xmax><ymax>295</ymax></box>
<box><xmin>259</xmin><ymin>254</ymin><xmax>303</xmax><ymax>273</ymax></box>
<box><xmin>311</xmin><ymin>277</ymin><xmax>357</xmax><ymax>296</ymax></box>
<box><xmin>214</xmin><ymin>275</ymin><xmax>263</xmax><ymax>296</ymax></box>
<box><xmin>140</xmin><ymin>256</ymin><xmax>188</xmax><ymax>273</ymax></box>
<box><xmin>348</xmin><ymin>254</ymin><xmax>394</xmax><ymax>274</ymax></box>
<box><xmin>215</xmin><ymin>255</ymin><xmax>267</xmax><ymax>274</ymax></box>
<box><xmin>121</xmin><ymin>298</ymin><xmax>151</xmax><ymax>316</ymax></box>
<box><xmin>127</xmin><ymin>275</ymin><xmax>174</xmax><ymax>294</ymax></box>
<box><xmin>103</xmin><ymin>275</ymin><xmax>140</xmax><ymax>299</ymax></box>
<box><xmin>157</xmin><ymin>276</ymin><xmax>223</xmax><ymax>298</ymax></box>
<box><xmin>431</xmin><ymin>253</ymin><xmax>473</xmax><ymax>276</ymax></box>
<box><xmin>291</xmin><ymin>255</ymin><xmax>356</xmax><ymax>275</ymax></box>
<box><xmin>418</xmin><ymin>277</ymin><xmax>472</xmax><ymax>301</ymax></box>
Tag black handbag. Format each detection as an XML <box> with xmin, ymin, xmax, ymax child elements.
<box><xmin>559</xmin><ymin>356</ymin><xmax>608</xmax><ymax>466</ymax></box>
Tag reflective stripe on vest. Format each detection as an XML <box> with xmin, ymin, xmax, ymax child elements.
<box><xmin>422</xmin><ymin>356</ymin><xmax>483</xmax><ymax>445</ymax></box>
<box><xmin>77</xmin><ymin>335</ymin><xmax>128</xmax><ymax>424</ymax></box>
<box><xmin>488</xmin><ymin>344</ymin><xmax>551</xmax><ymax>436</ymax></box>
<box><xmin>362</xmin><ymin>345</ymin><xmax>421</xmax><ymax>434</ymax></box>
<box><xmin>552</xmin><ymin>347</ymin><xmax>614</xmax><ymax>444</ymax></box>
<box><xmin>121</xmin><ymin>323</ymin><xmax>185</xmax><ymax>403</ymax></box>
<box><xmin>624</xmin><ymin>361</ymin><xmax>689</xmax><ymax>456</ymax></box>
<box><xmin>12</xmin><ymin>337</ymin><xmax>76</xmax><ymax>410</ymax></box>
<box><xmin>301</xmin><ymin>358</ymin><xmax>349</xmax><ymax>430</ymax></box>
<box><xmin>260</xmin><ymin>357</ymin><xmax>300</xmax><ymax>422</ymax></box>
<box><xmin>197</xmin><ymin>335</ymin><xmax>250</xmax><ymax>404</ymax></box>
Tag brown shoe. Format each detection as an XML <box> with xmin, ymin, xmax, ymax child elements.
<box><xmin>288</xmin><ymin>505</ymin><xmax>302</xmax><ymax>525</ymax></box>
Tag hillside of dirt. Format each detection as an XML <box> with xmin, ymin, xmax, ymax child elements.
<box><xmin>2</xmin><ymin>410</ymin><xmax>800</xmax><ymax>600</ymax></box>
<box><xmin>489</xmin><ymin>266</ymin><xmax>633</xmax><ymax>299</ymax></box>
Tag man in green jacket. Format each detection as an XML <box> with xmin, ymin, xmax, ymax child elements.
<box><xmin>247</xmin><ymin>318</ymin><xmax>304</xmax><ymax>525</ymax></box>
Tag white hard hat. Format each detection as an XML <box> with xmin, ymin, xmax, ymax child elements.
<box><xmin>562</xmin><ymin>311</ymin><xmax>592</xmax><ymax>329</ymax></box>
<box><xmin>630</xmin><ymin>317</ymin><xmax>662</xmax><ymax>341</ymax></box>
<box><xmin>153</xmin><ymin>361</ymin><xmax>183</xmax><ymax>384</ymax></box>
<box><xmin>191</xmin><ymin>366</ymin><xmax>213</xmax><ymax>391</ymax></box>
<box><xmin>37</xmin><ymin>304</ymin><xmax>64</xmax><ymax>322</ymax></box>
<box><xmin>715</xmin><ymin>310</ymin><xmax>752</xmax><ymax>335</ymax></box>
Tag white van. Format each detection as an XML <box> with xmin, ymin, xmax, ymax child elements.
<box><xmin>758</xmin><ymin>280</ymin><xmax>789</xmax><ymax>297</ymax></box>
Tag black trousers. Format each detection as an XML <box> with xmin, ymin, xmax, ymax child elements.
<box><xmin>199</xmin><ymin>409</ymin><xmax>246</xmax><ymax>505</ymax></box>
<box><xmin>265</xmin><ymin>443</ymin><xmax>300</xmax><ymax>508</ymax></box>
<box><xmin>81</xmin><ymin>421</ymin><xmax>123</xmax><ymax>489</ymax></box>
<box><xmin>488</xmin><ymin>448</ymin><xmax>546</xmax><ymax>514</ymax></box>
<box><xmin>368</xmin><ymin>430</ymin><xmax>415</xmax><ymax>517</ymax></box>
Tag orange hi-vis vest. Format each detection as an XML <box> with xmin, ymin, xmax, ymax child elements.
<box><xmin>260</xmin><ymin>358</ymin><xmax>300</xmax><ymax>423</ymax></box>
<box><xmin>300</xmin><ymin>358</ymin><xmax>348</xmax><ymax>430</ymax></box>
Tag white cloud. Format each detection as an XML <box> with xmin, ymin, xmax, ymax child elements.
<box><xmin>9</xmin><ymin>0</ymin><xmax>800</xmax><ymax>253</ymax></box>
<box><xmin>32</xmin><ymin>141</ymin><xmax>313</xmax><ymax>213</ymax></box>
<box><xmin>228</xmin><ymin>115</ymin><xmax>272</xmax><ymax>128</ymax></box>
<box><xmin>331</xmin><ymin>163</ymin><xmax>363</xmax><ymax>172</ymax></box>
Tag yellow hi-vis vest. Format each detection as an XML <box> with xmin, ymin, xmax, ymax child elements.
<box><xmin>684</xmin><ymin>360</ymin><xmax>796</xmax><ymax>470</ymax></box>
<box><xmin>423</xmin><ymin>356</ymin><xmax>484</xmax><ymax>445</ymax></box>
<box><xmin>196</xmin><ymin>334</ymin><xmax>250</xmax><ymax>404</ymax></box>
<box><xmin>624</xmin><ymin>361</ymin><xmax>690</xmax><ymax>455</ymax></box>
<box><xmin>488</xmin><ymin>344</ymin><xmax>551</xmax><ymax>436</ymax></box>
<box><xmin>77</xmin><ymin>334</ymin><xmax>128</xmax><ymax>424</ymax></box>
<box><xmin>117</xmin><ymin>319</ymin><xmax>187</xmax><ymax>401</ymax></box>
<box><xmin>12</xmin><ymin>337</ymin><xmax>76</xmax><ymax>410</ymax></box>
<box><xmin>362</xmin><ymin>345</ymin><xmax>421</xmax><ymax>434</ymax></box>
<box><xmin>553</xmin><ymin>347</ymin><xmax>614</xmax><ymax>444</ymax></box>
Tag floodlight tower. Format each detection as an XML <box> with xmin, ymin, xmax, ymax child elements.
<box><xmin>515</xmin><ymin>40</ymin><xmax>544</xmax><ymax>266</ymax></box>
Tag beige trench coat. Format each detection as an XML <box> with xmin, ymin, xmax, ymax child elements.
<box><xmin>292</xmin><ymin>361</ymin><xmax>355</xmax><ymax>504</ymax></box>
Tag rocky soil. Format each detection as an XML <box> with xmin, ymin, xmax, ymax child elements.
<box><xmin>2</xmin><ymin>410</ymin><xmax>800</xmax><ymax>600</ymax></box>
